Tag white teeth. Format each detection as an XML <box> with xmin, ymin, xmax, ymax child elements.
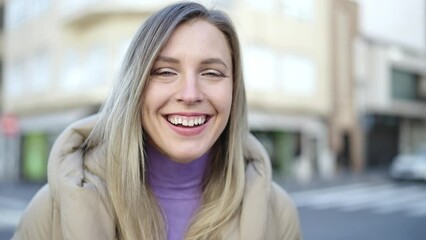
<box><xmin>167</xmin><ymin>115</ymin><xmax>207</xmax><ymax>126</ymax></box>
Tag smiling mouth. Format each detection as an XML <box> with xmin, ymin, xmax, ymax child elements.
<box><xmin>166</xmin><ymin>115</ymin><xmax>209</xmax><ymax>127</ymax></box>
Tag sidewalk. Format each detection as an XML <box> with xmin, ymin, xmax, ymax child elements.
<box><xmin>274</xmin><ymin>168</ymin><xmax>391</xmax><ymax>193</ymax></box>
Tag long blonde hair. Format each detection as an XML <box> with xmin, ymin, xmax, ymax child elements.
<box><xmin>85</xmin><ymin>2</ymin><xmax>248</xmax><ymax>239</ymax></box>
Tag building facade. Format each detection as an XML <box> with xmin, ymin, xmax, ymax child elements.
<box><xmin>1</xmin><ymin>0</ymin><xmax>359</xmax><ymax>182</ymax></box>
<box><xmin>354</xmin><ymin>0</ymin><xmax>426</xmax><ymax>169</ymax></box>
<box><xmin>238</xmin><ymin>0</ymin><xmax>359</xmax><ymax>180</ymax></box>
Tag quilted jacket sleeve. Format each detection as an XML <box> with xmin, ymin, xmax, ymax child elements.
<box><xmin>12</xmin><ymin>184</ymin><xmax>53</xmax><ymax>240</ymax></box>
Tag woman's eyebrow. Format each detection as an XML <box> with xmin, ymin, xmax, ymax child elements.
<box><xmin>156</xmin><ymin>55</ymin><xmax>180</xmax><ymax>63</ymax></box>
<box><xmin>155</xmin><ymin>56</ymin><xmax>229</xmax><ymax>70</ymax></box>
<box><xmin>201</xmin><ymin>58</ymin><xmax>228</xmax><ymax>70</ymax></box>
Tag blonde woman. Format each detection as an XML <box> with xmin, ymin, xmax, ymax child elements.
<box><xmin>13</xmin><ymin>2</ymin><xmax>301</xmax><ymax>240</ymax></box>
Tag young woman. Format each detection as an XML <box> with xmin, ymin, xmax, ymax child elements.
<box><xmin>13</xmin><ymin>2</ymin><xmax>301</xmax><ymax>240</ymax></box>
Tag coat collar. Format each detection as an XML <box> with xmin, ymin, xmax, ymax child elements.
<box><xmin>46</xmin><ymin>115</ymin><xmax>274</xmax><ymax>239</ymax></box>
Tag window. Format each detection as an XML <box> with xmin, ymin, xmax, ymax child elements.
<box><xmin>86</xmin><ymin>44</ymin><xmax>107</xmax><ymax>87</ymax></box>
<box><xmin>243</xmin><ymin>46</ymin><xmax>278</xmax><ymax>91</ymax></box>
<box><xmin>61</xmin><ymin>0</ymin><xmax>84</xmax><ymax>11</ymax></box>
<box><xmin>61</xmin><ymin>45</ymin><xmax>109</xmax><ymax>92</ymax></box>
<box><xmin>214</xmin><ymin>0</ymin><xmax>232</xmax><ymax>7</ymax></box>
<box><xmin>391</xmin><ymin>68</ymin><xmax>422</xmax><ymax>101</ymax></box>
<box><xmin>6</xmin><ymin>0</ymin><xmax>51</xmax><ymax>28</ymax></box>
<box><xmin>32</xmin><ymin>0</ymin><xmax>51</xmax><ymax>17</ymax></box>
<box><xmin>5</xmin><ymin>60</ymin><xmax>24</xmax><ymax>97</ymax></box>
<box><xmin>60</xmin><ymin>0</ymin><xmax>99</xmax><ymax>12</ymax></box>
<box><xmin>114</xmin><ymin>38</ymin><xmax>131</xmax><ymax>74</ymax></box>
<box><xmin>61</xmin><ymin>49</ymin><xmax>84</xmax><ymax>91</ymax></box>
<box><xmin>28</xmin><ymin>50</ymin><xmax>51</xmax><ymax>93</ymax></box>
<box><xmin>281</xmin><ymin>0</ymin><xmax>315</xmax><ymax>22</ymax></box>
<box><xmin>5</xmin><ymin>0</ymin><xmax>26</xmax><ymax>29</ymax></box>
<box><xmin>279</xmin><ymin>54</ymin><xmax>316</xmax><ymax>96</ymax></box>
<box><xmin>246</xmin><ymin>0</ymin><xmax>274</xmax><ymax>11</ymax></box>
<box><xmin>124</xmin><ymin>0</ymin><xmax>157</xmax><ymax>2</ymax></box>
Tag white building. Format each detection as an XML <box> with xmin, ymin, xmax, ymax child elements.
<box><xmin>354</xmin><ymin>0</ymin><xmax>426</xmax><ymax>168</ymax></box>
<box><xmin>1</xmin><ymin>0</ymin><xmax>358</xmax><ymax>182</ymax></box>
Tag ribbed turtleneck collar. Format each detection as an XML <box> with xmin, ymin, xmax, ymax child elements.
<box><xmin>146</xmin><ymin>144</ymin><xmax>209</xmax><ymax>200</ymax></box>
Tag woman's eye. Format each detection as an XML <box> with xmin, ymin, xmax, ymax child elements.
<box><xmin>202</xmin><ymin>71</ymin><xmax>225</xmax><ymax>78</ymax></box>
<box><xmin>151</xmin><ymin>68</ymin><xmax>176</xmax><ymax>76</ymax></box>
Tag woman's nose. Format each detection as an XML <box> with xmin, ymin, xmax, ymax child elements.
<box><xmin>177</xmin><ymin>74</ymin><xmax>203</xmax><ymax>104</ymax></box>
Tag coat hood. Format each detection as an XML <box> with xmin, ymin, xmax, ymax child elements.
<box><xmin>47</xmin><ymin>114</ymin><xmax>273</xmax><ymax>200</ymax></box>
<box><xmin>47</xmin><ymin>115</ymin><xmax>115</xmax><ymax>239</ymax></box>
<box><xmin>44</xmin><ymin>115</ymin><xmax>290</xmax><ymax>239</ymax></box>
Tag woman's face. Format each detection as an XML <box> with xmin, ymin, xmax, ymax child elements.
<box><xmin>142</xmin><ymin>19</ymin><xmax>233</xmax><ymax>163</ymax></box>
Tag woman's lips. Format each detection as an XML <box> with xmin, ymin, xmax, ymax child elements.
<box><xmin>164</xmin><ymin>114</ymin><xmax>210</xmax><ymax>136</ymax></box>
<box><xmin>167</xmin><ymin>114</ymin><xmax>207</xmax><ymax>127</ymax></box>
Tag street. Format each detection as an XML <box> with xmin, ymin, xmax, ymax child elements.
<box><xmin>298</xmin><ymin>207</ymin><xmax>425</xmax><ymax>240</ymax></box>
<box><xmin>1</xmin><ymin>172</ymin><xmax>426</xmax><ymax>239</ymax></box>
<box><xmin>284</xmin><ymin>173</ymin><xmax>426</xmax><ymax>240</ymax></box>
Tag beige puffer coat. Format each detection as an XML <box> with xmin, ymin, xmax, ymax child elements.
<box><xmin>13</xmin><ymin>115</ymin><xmax>302</xmax><ymax>240</ymax></box>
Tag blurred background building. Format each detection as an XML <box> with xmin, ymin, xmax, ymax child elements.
<box><xmin>354</xmin><ymin>0</ymin><xmax>426</xmax><ymax>172</ymax></box>
<box><xmin>236</xmin><ymin>0</ymin><xmax>358</xmax><ymax>181</ymax></box>
<box><xmin>0</xmin><ymin>0</ymin><xmax>425</xmax><ymax>183</ymax></box>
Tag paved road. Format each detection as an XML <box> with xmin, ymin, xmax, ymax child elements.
<box><xmin>285</xmin><ymin>176</ymin><xmax>426</xmax><ymax>240</ymax></box>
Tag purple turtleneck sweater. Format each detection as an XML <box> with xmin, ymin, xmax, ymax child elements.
<box><xmin>147</xmin><ymin>145</ymin><xmax>209</xmax><ymax>240</ymax></box>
